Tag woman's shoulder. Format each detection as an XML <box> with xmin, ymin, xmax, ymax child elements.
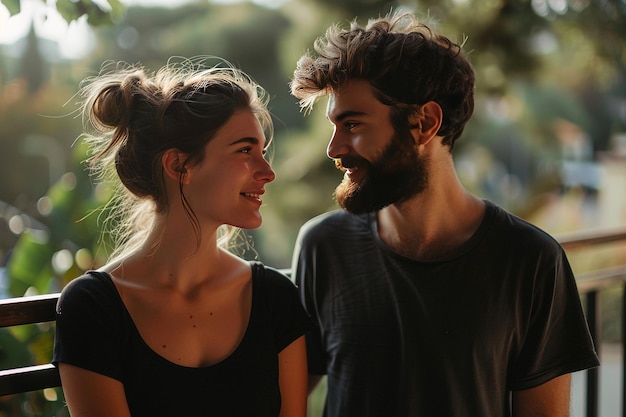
<box><xmin>57</xmin><ymin>271</ymin><xmax>117</xmax><ymax>311</ymax></box>
<box><xmin>249</xmin><ymin>261</ymin><xmax>312</xmax><ymax>343</ymax></box>
<box><xmin>250</xmin><ymin>262</ymin><xmax>299</xmax><ymax>295</ymax></box>
<box><xmin>60</xmin><ymin>270</ymin><xmax>113</xmax><ymax>293</ymax></box>
<box><xmin>251</xmin><ymin>261</ymin><xmax>292</xmax><ymax>282</ymax></box>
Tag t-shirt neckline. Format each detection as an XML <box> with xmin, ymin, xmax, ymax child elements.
<box><xmin>366</xmin><ymin>200</ymin><xmax>496</xmax><ymax>263</ymax></box>
<box><xmin>88</xmin><ymin>262</ymin><xmax>260</xmax><ymax>371</ymax></box>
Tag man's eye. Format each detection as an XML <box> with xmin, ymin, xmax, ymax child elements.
<box><xmin>346</xmin><ymin>122</ymin><xmax>359</xmax><ymax>130</ymax></box>
<box><xmin>239</xmin><ymin>147</ymin><xmax>252</xmax><ymax>154</ymax></box>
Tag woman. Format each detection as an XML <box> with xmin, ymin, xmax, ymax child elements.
<box><xmin>53</xmin><ymin>58</ymin><xmax>311</xmax><ymax>417</ymax></box>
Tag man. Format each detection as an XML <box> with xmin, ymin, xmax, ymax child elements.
<box><xmin>290</xmin><ymin>11</ymin><xmax>599</xmax><ymax>417</ymax></box>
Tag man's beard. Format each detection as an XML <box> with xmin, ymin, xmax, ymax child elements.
<box><xmin>334</xmin><ymin>131</ymin><xmax>428</xmax><ymax>215</ymax></box>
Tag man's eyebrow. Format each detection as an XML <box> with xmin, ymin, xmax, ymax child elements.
<box><xmin>328</xmin><ymin>110</ymin><xmax>367</xmax><ymax>123</ymax></box>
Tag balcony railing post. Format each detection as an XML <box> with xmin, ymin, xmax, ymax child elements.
<box><xmin>622</xmin><ymin>283</ymin><xmax>625</xmax><ymax>417</ymax></box>
<box><xmin>586</xmin><ymin>291</ymin><xmax>599</xmax><ymax>417</ymax></box>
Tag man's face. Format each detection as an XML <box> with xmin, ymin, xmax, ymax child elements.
<box><xmin>326</xmin><ymin>80</ymin><xmax>428</xmax><ymax>214</ymax></box>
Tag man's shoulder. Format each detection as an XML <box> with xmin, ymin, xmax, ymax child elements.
<box><xmin>297</xmin><ymin>209</ymin><xmax>369</xmax><ymax>244</ymax></box>
<box><xmin>300</xmin><ymin>209</ymin><xmax>366</xmax><ymax>232</ymax></box>
<box><xmin>486</xmin><ymin>200</ymin><xmax>562</xmax><ymax>252</ymax></box>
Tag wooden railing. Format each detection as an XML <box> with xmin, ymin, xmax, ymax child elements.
<box><xmin>1</xmin><ymin>227</ymin><xmax>625</xmax><ymax>417</ymax></box>
<box><xmin>0</xmin><ymin>293</ymin><xmax>61</xmax><ymax>395</ymax></box>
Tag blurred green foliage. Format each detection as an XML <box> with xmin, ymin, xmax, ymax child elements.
<box><xmin>0</xmin><ymin>0</ymin><xmax>125</xmax><ymax>25</ymax></box>
<box><xmin>0</xmin><ymin>0</ymin><xmax>625</xmax><ymax>415</ymax></box>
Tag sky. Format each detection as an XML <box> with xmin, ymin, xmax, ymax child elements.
<box><xmin>0</xmin><ymin>0</ymin><xmax>95</xmax><ymax>58</ymax></box>
<box><xmin>0</xmin><ymin>0</ymin><xmax>283</xmax><ymax>59</ymax></box>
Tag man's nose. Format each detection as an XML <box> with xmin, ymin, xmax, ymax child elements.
<box><xmin>326</xmin><ymin>128</ymin><xmax>351</xmax><ymax>160</ymax></box>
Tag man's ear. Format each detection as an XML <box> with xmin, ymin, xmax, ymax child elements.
<box><xmin>162</xmin><ymin>148</ymin><xmax>190</xmax><ymax>184</ymax></box>
<box><xmin>409</xmin><ymin>101</ymin><xmax>443</xmax><ymax>146</ymax></box>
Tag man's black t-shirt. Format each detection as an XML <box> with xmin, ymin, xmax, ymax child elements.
<box><xmin>53</xmin><ymin>262</ymin><xmax>312</xmax><ymax>417</ymax></box>
<box><xmin>293</xmin><ymin>201</ymin><xmax>599</xmax><ymax>417</ymax></box>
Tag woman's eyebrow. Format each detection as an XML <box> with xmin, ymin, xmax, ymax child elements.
<box><xmin>229</xmin><ymin>137</ymin><xmax>261</xmax><ymax>146</ymax></box>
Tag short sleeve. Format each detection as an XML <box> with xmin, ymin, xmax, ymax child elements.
<box><xmin>256</xmin><ymin>264</ymin><xmax>313</xmax><ymax>353</ymax></box>
<box><xmin>52</xmin><ymin>273</ymin><xmax>125</xmax><ymax>382</ymax></box>
<box><xmin>291</xmin><ymin>223</ymin><xmax>328</xmax><ymax>375</ymax></box>
<box><xmin>508</xmin><ymin>249</ymin><xmax>600</xmax><ymax>389</ymax></box>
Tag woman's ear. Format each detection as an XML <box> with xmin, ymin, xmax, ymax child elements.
<box><xmin>162</xmin><ymin>148</ymin><xmax>190</xmax><ymax>184</ymax></box>
<box><xmin>409</xmin><ymin>101</ymin><xmax>443</xmax><ymax>146</ymax></box>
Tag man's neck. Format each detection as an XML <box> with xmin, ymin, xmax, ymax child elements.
<box><xmin>376</xmin><ymin>185</ymin><xmax>485</xmax><ymax>261</ymax></box>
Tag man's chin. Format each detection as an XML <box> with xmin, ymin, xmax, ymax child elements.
<box><xmin>338</xmin><ymin>198</ymin><xmax>391</xmax><ymax>215</ymax></box>
<box><xmin>336</xmin><ymin>186</ymin><xmax>390</xmax><ymax>215</ymax></box>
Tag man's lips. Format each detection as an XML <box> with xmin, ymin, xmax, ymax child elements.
<box><xmin>335</xmin><ymin>159</ymin><xmax>366</xmax><ymax>182</ymax></box>
<box><xmin>334</xmin><ymin>157</ymin><xmax>362</xmax><ymax>171</ymax></box>
<box><xmin>334</xmin><ymin>156</ymin><xmax>369</xmax><ymax>178</ymax></box>
<box><xmin>334</xmin><ymin>158</ymin><xmax>346</xmax><ymax>172</ymax></box>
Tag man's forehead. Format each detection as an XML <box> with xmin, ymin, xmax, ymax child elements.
<box><xmin>325</xmin><ymin>94</ymin><xmax>336</xmax><ymax>117</ymax></box>
<box><xmin>325</xmin><ymin>81</ymin><xmax>384</xmax><ymax>121</ymax></box>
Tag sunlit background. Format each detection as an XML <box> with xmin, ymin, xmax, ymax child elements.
<box><xmin>0</xmin><ymin>0</ymin><xmax>625</xmax><ymax>416</ymax></box>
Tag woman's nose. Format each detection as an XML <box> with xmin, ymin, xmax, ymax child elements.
<box><xmin>255</xmin><ymin>158</ymin><xmax>276</xmax><ymax>183</ymax></box>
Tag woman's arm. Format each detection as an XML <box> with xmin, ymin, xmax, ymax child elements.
<box><xmin>278</xmin><ymin>335</ymin><xmax>308</xmax><ymax>417</ymax></box>
<box><xmin>58</xmin><ymin>363</ymin><xmax>132</xmax><ymax>417</ymax></box>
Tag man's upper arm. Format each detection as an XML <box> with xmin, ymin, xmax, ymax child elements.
<box><xmin>511</xmin><ymin>373</ymin><xmax>572</xmax><ymax>417</ymax></box>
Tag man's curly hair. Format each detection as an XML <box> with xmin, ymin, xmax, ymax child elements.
<box><xmin>290</xmin><ymin>11</ymin><xmax>475</xmax><ymax>149</ymax></box>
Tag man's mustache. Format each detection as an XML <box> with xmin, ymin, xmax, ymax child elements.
<box><xmin>334</xmin><ymin>155</ymin><xmax>372</xmax><ymax>171</ymax></box>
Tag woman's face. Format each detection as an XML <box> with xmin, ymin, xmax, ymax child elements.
<box><xmin>183</xmin><ymin>109</ymin><xmax>275</xmax><ymax>231</ymax></box>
